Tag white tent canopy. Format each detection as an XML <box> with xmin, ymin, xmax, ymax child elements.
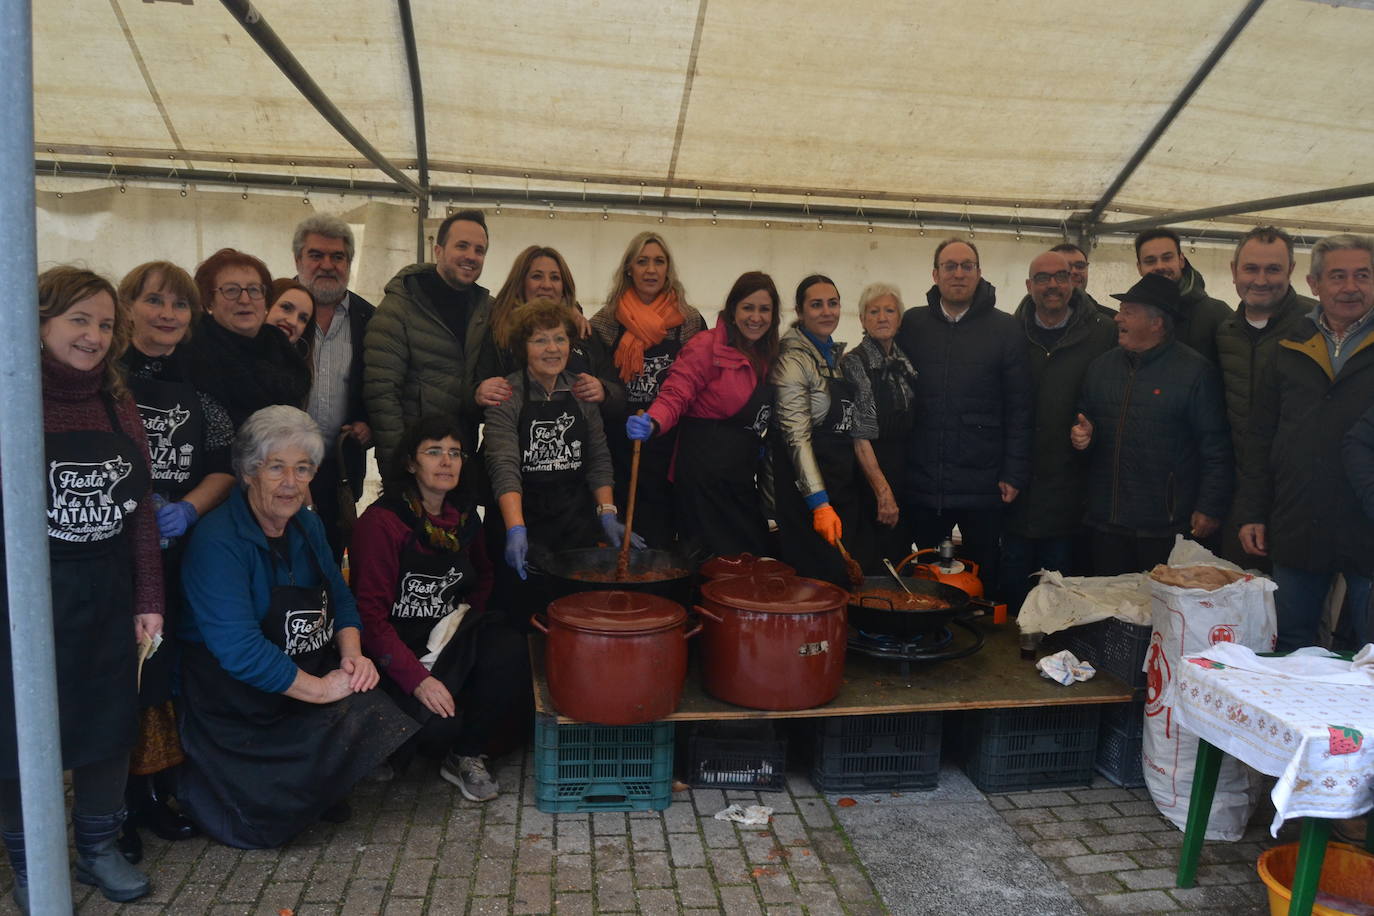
<box><xmin>32</xmin><ymin>0</ymin><xmax>1374</xmax><ymax>242</ymax></box>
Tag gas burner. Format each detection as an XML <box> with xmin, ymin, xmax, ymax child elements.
<box><xmin>847</xmin><ymin>618</ymin><xmax>985</xmax><ymax>671</ymax></box>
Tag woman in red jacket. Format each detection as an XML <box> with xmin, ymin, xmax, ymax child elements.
<box><xmin>626</xmin><ymin>271</ymin><xmax>780</xmax><ymax>557</ymax></box>
<box><xmin>349</xmin><ymin>415</ymin><xmax>528</xmax><ymax>802</ymax></box>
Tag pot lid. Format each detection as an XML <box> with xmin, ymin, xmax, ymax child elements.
<box><xmin>700</xmin><ymin>573</ymin><xmax>848</xmax><ymax>614</ymax></box>
<box><xmin>547</xmin><ymin>589</ymin><xmax>686</xmax><ymax>633</ymax></box>
<box><xmin>699</xmin><ymin>553</ymin><xmax>797</xmax><ymax>580</ymax></box>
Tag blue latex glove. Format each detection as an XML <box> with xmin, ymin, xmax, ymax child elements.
<box><xmin>504</xmin><ymin>525</ymin><xmax>529</xmax><ymax>580</ymax></box>
<box><xmin>599</xmin><ymin>513</ymin><xmax>647</xmax><ymax>550</ymax></box>
<box><xmin>625</xmin><ymin>414</ymin><xmax>655</xmax><ymax>441</ymax></box>
<box><xmin>156</xmin><ymin>500</ymin><xmax>198</xmax><ymax>539</ymax></box>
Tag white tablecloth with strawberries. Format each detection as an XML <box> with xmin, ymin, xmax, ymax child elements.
<box><xmin>1172</xmin><ymin>645</ymin><xmax>1374</xmax><ymax>835</ymax></box>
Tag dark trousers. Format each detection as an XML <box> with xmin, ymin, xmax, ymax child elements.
<box><xmin>1090</xmin><ymin>529</ymin><xmax>1175</xmax><ymax>576</ymax></box>
<box><xmin>905</xmin><ymin>505</ymin><xmax>1005</xmax><ymax>600</ymax></box>
<box><xmin>310</xmin><ymin>456</ymin><xmax>350</xmax><ymax>564</ymax></box>
<box><xmin>1</xmin><ymin>753</ymin><xmax>128</xmax><ymax>829</ymax></box>
<box><xmin>999</xmin><ymin>533</ymin><xmax>1077</xmax><ymax>615</ymax></box>
<box><xmin>1272</xmin><ymin>565</ymin><xmax>1373</xmax><ymax>653</ymax></box>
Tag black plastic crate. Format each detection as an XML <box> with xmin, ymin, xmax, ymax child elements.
<box><xmin>1095</xmin><ymin>698</ymin><xmax>1146</xmax><ymax>788</ymax></box>
<box><xmin>961</xmin><ymin>705</ymin><xmax>1100</xmax><ymax>793</ymax></box>
<box><xmin>1057</xmin><ymin>617</ymin><xmax>1152</xmax><ymax>690</ymax></box>
<box><xmin>688</xmin><ymin>722</ymin><xmax>787</xmax><ymax>791</ymax></box>
<box><xmin>811</xmin><ymin>712</ymin><xmax>942</xmax><ymax>793</ymax></box>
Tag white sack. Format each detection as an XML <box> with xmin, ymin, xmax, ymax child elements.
<box><xmin>1142</xmin><ymin>538</ymin><xmax>1277</xmax><ymax>840</ymax></box>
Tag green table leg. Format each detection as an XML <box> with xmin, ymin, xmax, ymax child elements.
<box><xmin>1288</xmin><ymin>817</ymin><xmax>1331</xmax><ymax>916</ymax></box>
<box><xmin>1176</xmin><ymin>738</ymin><xmax>1223</xmax><ymax>888</ymax></box>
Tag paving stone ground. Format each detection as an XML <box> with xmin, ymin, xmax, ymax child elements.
<box><xmin>0</xmin><ymin>743</ymin><xmax>1307</xmax><ymax>914</ymax></box>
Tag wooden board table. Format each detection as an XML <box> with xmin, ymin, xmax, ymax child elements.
<box><xmin>531</xmin><ymin>622</ymin><xmax>1134</xmax><ymax>724</ymax></box>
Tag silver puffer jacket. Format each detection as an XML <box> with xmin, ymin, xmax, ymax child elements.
<box><xmin>769</xmin><ymin>324</ymin><xmax>850</xmax><ymax>498</ymax></box>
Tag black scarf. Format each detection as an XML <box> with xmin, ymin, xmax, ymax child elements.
<box><xmin>183</xmin><ymin>318</ymin><xmax>312</xmax><ymax>429</ymax></box>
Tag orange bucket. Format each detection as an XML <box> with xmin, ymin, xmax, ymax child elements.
<box><xmin>1256</xmin><ymin>841</ymin><xmax>1374</xmax><ymax>916</ymax></box>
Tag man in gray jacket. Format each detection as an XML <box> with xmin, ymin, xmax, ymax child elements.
<box><xmin>364</xmin><ymin>210</ymin><xmax>493</xmax><ymax>470</ymax></box>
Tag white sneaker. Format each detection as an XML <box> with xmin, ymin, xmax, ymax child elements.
<box><xmin>441</xmin><ymin>753</ymin><xmax>499</xmax><ymax>802</ymax></box>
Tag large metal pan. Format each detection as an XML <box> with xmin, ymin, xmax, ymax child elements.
<box><xmin>530</xmin><ymin>545</ymin><xmax>700</xmax><ymax>607</ymax></box>
<box><xmin>848</xmin><ymin>575</ymin><xmax>994</xmax><ymax>638</ymax></box>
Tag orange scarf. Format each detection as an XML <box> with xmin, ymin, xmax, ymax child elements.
<box><xmin>613</xmin><ymin>287</ymin><xmax>683</xmax><ymax>383</ymax></box>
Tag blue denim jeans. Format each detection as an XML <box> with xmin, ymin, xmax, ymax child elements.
<box><xmin>1272</xmin><ymin>565</ymin><xmax>1372</xmax><ymax>652</ymax></box>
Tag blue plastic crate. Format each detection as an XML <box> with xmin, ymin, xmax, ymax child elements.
<box><xmin>533</xmin><ymin>717</ymin><xmax>675</xmax><ymax>813</ymax></box>
<box><xmin>811</xmin><ymin>712</ymin><xmax>942</xmax><ymax>793</ymax></box>
<box><xmin>962</xmin><ymin>705</ymin><xmax>1100</xmax><ymax>793</ymax></box>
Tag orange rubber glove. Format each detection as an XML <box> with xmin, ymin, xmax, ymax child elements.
<box><xmin>811</xmin><ymin>504</ymin><xmax>842</xmax><ymax>545</ymax></box>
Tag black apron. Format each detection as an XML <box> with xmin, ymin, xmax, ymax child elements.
<box><xmin>0</xmin><ymin>395</ymin><xmax>148</xmax><ymax>777</ymax></box>
<box><xmin>771</xmin><ymin>351</ymin><xmax>863</xmax><ymax>587</ymax></box>
<box><xmin>517</xmin><ymin>374</ymin><xmax>603</xmax><ymax>553</ymax></box>
<box><xmin>609</xmin><ymin>331</ymin><xmax>681</xmax><ymax>548</ymax></box>
<box><xmin>177</xmin><ymin>518</ymin><xmax>416</xmax><ymax>849</ymax></box>
<box><xmin>674</xmin><ymin>377</ymin><xmax>773</xmax><ymax>558</ymax></box>
<box><xmin>856</xmin><ymin>351</ymin><xmax>916</xmax><ymax>569</ymax></box>
<box><xmin>374</xmin><ymin>497</ymin><xmax>490</xmax><ymax>727</ymax></box>
<box><xmin>128</xmin><ymin>365</ymin><xmax>208</xmax><ymax>705</ymax></box>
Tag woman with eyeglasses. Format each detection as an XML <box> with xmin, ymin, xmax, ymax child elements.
<box><xmin>183</xmin><ymin>249</ymin><xmax>311</xmax><ymax>430</ymax></box>
<box><xmin>176</xmin><ymin>406</ymin><xmax>415</xmax><ymax>849</ymax></box>
<box><xmin>348</xmin><ymin>415</ymin><xmax>529</xmax><ymax>800</ymax></box>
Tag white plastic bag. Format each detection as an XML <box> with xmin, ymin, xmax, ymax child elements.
<box><xmin>1142</xmin><ymin>538</ymin><xmax>1276</xmax><ymax>840</ymax></box>
<box><xmin>1017</xmin><ymin>569</ymin><xmax>1152</xmax><ymax>636</ymax></box>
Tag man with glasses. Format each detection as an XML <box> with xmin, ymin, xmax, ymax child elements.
<box><xmin>365</xmin><ymin>210</ymin><xmax>493</xmax><ymax>472</ymax></box>
<box><xmin>1050</xmin><ymin>242</ymin><xmax>1115</xmax><ymax>316</ymax></box>
<box><xmin>292</xmin><ymin>215</ymin><xmax>376</xmax><ymax>560</ymax></box>
<box><xmin>1135</xmin><ymin>228</ymin><xmax>1233</xmax><ymax>366</ymax></box>
<box><xmin>1237</xmin><ymin>234</ymin><xmax>1374</xmax><ymax>651</ymax></box>
<box><xmin>1000</xmin><ymin>251</ymin><xmax>1116</xmax><ymax>611</ymax></box>
<box><xmin>894</xmin><ymin>238</ymin><xmax>1032</xmax><ymax>598</ymax></box>
<box><xmin>1213</xmin><ymin>226</ymin><xmax>1315</xmax><ymax>568</ymax></box>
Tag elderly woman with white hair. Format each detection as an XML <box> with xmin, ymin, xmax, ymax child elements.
<box><xmin>176</xmin><ymin>406</ymin><xmax>415</xmax><ymax>849</ymax></box>
<box><xmin>841</xmin><ymin>282</ymin><xmax>918</xmax><ymax>570</ymax></box>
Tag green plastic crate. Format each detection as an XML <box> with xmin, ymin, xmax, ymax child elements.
<box><xmin>533</xmin><ymin>717</ymin><xmax>675</xmax><ymax>813</ymax></box>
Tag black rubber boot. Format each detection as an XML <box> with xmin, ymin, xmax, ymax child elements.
<box><xmin>72</xmin><ymin>809</ymin><xmax>150</xmax><ymax>903</ymax></box>
<box><xmin>3</xmin><ymin>830</ymin><xmax>29</xmax><ymax>914</ymax></box>
<box><xmin>117</xmin><ymin>821</ymin><xmax>143</xmax><ymax>864</ymax></box>
<box><xmin>138</xmin><ymin>772</ymin><xmax>197</xmax><ymax>842</ymax></box>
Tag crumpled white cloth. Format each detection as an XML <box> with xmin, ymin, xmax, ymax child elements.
<box><xmin>1017</xmin><ymin>570</ymin><xmax>1152</xmax><ymax>636</ymax></box>
<box><xmin>417</xmin><ymin>604</ymin><xmax>470</xmax><ymax>670</ymax></box>
<box><xmin>1194</xmin><ymin>642</ymin><xmax>1374</xmax><ymax>686</ymax></box>
<box><xmin>713</xmin><ymin>804</ymin><xmax>773</xmax><ymax>826</ymax></box>
<box><xmin>1035</xmin><ymin>649</ymin><xmax>1097</xmax><ymax>686</ymax></box>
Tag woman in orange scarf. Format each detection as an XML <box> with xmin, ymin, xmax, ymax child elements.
<box><xmin>588</xmin><ymin>232</ymin><xmax>705</xmax><ymax>548</ymax></box>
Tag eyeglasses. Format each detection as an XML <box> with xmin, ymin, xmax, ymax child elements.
<box><xmin>216</xmin><ymin>283</ymin><xmax>267</xmax><ymax>301</ymax></box>
<box><xmin>938</xmin><ymin>260</ymin><xmax>978</xmax><ymax>274</ymax></box>
<box><xmin>419</xmin><ymin>447</ymin><xmax>467</xmax><ymax>461</ymax></box>
<box><xmin>1031</xmin><ymin>271</ymin><xmax>1072</xmax><ymax>284</ymax></box>
<box><xmin>1067</xmin><ymin>260</ymin><xmax>1089</xmax><ymax>271</ymax></box>
<box><xmin>260</xmin><ymin>461</ymin><xmax>317</xmax><ymax>481</ymax></box>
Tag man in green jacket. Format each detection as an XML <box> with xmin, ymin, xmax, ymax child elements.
<box><xmin>1135</xmin><ymin>228</ymin><xmax>1232</xmax><ymax>366</ymax></box>
<box><xmin>364</xmin><ymin>210</ymin><xmax>493</xmax><ymax>470</ymax></box>
<box><xmin>1214</xmin><ymin>226</ymin><xmax>1316</xmax><ymax>567</ymax></box>
<box><xmin>1001</xmin><ymin>251</ymin><xmax>1116</xmax><ymax>610</ymax></box>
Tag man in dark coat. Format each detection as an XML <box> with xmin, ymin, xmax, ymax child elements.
<box><xmin>1001</xmin><ymin>251</ymin><xmax>1116</xmax><ymax>610</ymax></box>
<box><xmin>1072</xmin><ymin>274</ymin><xmax>1232</xmax><ymax>575</ymax></box>
<box><xmin>292</xmin><ymin>214</ymin><xmax>376</xmax><ymax>561</ymax></box>
<box><xmin>1237</xmin><ymin>233</ymin><xmax>1374</xmax><ymax>651</ymax></box>
<box><xmin>1214</xmin><ymin>225</ymin><xmax>1316</xmax><ymax>568</ymax></box>
<box><xmin>895</xmin><ymin>238</ymin><xmax>1032</xmax><ymax>596</ymax></box>
<box><xmin>1135</xmin><ymin>228</ymin><xmax>1233</xmax><ymax>366</ymax></box>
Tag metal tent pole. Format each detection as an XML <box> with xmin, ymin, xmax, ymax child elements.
<box><xmin>0</xmin><ymin>1</ymin><xmax>75</xmax><ymax>913</ymax></box>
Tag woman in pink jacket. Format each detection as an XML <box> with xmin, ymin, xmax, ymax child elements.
<box><xmin>626</xmin><ymin>272</ymin><xmax>780</xmax><ymax>557</ymax></box>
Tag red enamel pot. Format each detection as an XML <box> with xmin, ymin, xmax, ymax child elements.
<box><xmin>533</xmin><ymin>589</ymin><xmax>700</xmax><ymax>724</ymax></box>
<box><xmin>696</xmin><ymin>574</ymin><xmax>848</xmax><ymax>710</ymax></box>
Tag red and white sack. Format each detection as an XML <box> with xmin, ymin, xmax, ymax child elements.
<box><xmin>1142</xmin><ymin>539</ymin><xmax>1277</xmax><ymax>840</ymax></box>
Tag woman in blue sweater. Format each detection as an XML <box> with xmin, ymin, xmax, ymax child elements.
<box><xmin>177</xmin><ymin>406</ymin><xmax>415</xmax><ymax>849</ymax></box>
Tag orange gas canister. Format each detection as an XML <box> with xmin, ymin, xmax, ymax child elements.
<box><xmin>898</xmin><ymin>539</ymin><xmax>1007</xmax><ymax>623</ymax></box>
